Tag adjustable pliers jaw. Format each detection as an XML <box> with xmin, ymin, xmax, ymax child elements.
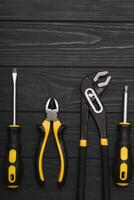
<box><xmin>81</xmin><ymin>71</ymin><xmax>111</xmax><ymax>138</ymax></box>
<box><xmin>81</xmin><ymin>71</ymin><xmax>111</xmax><ymax>100</ymax></box>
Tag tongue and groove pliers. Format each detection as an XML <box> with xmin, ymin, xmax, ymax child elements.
<box><xmin>77</xmin><ymin>71</ymin><xmax>112</xmax><ymax>200</ymax></box>
<box><xmin>36</xmin><ymin>98</ymin><xmax>67</xmax><ymax>186</ymax></box>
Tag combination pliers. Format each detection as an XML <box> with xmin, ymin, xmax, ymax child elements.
<box><xmin>77</xmin><ymin>71</ymin><xmax>112</xmax><ymax>200</ymax></box>
<box><xmin>36</xmin><ymin>97</ymin><xmax>67</xmax><ymax>186</ymax></box>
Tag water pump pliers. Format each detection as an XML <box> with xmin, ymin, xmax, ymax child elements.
<box><xmin>77</xmin><ymin>71</ymin><xmax>112</xmax><ymax>200</ymax></box>
<box><xmin>36</xmin><ymin>97</ymin><xmax>67</xmax><ymax>186</ymax></box>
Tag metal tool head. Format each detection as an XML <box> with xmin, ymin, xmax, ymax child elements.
<box><xmin>45</xmin><ymin>97</ymin><xmax>59</xmax><ymax>121</ymax></box>
<box><xmin>81</xmin><ymin>71</ymin><xmax>111</xmax><ymax>137</ymax></box>
<box><xmin>123</xmin><ymin>85</ymin><xmax>128</xmax><ymax>123</ymax></box>
<box><xmin>93</xmin><ymin>71</ymin><xmax>111</xmax><ymax>95</ymax></box>
<box><xmin>81</xmin><ymin>71</ymin><xmax>111</xmax><ymax>100</ymax></box>
<box><xmin>12</xmin><ymin>68</ymin><xmax>18</xmax><ymax>126</ymax></box>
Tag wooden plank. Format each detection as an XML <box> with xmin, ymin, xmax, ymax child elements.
<box><xmin>1</xmin><ymin>22</ymin><xmax>134</xmax><ymax>67</ymax></box>
<box><xmin>0</xmin><ymin>158</ymin><xmax>134</xmax><ymax>200</ymax></box>
<box><xmin>0</xmin><ymin>0</ymin><xmax>134</xmax><ymax>22</ymax></box>
<box><xmin>0</xmin><ymin>112</ymin><xmax>134</xmax><ymax>158</ymax></box>
<box><xmin>0</xmin><ymin>67</ymin><xmax>133</xmax><ymax>112</ymax></box>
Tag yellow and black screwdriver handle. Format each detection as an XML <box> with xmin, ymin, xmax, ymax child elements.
<box><xmin>36</xmin><ymin>120</ymin><xmax>67</xmax><ymax>186</ymax></box>
<box><xmin>113</xmin><ymin>122</ymin><xmax>132</xmax><ymax>186</ymax></box>
<box><xmin>5</xmin><ymin>125</ymin><xmax>22</xmax><ymax>189</ymax></box>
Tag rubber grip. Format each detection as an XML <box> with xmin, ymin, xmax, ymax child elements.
<box><xmin>55</xmin><ymin>124</ymin><xmax>68</xmax><ymax>187</ymax></box>
<box><xmin>36</xmin><ymin>121</ymin><xmax>67</xmax><ymax>187</ymax></box>
<box><xmin>35</xmin><ymin>122</ymin><xmax>50</xmax><ymax>186</ymax></box>
<box><xmin>100</xmin><ymin>145</ymin><xmax>111</xmax><ymax>200</ymax></box>
<box><xmin>5</xmin><ymin>126</ymin><xmax>22</xmax><ymax>189</ymax></box>
<box><xmin>77</xmin><ymin>145</ymin><xmax>87</xmax><ymax>200</ymax></box>
<box><xmin>113</xmin><ymin>123</ymin><xmax>132</xmax><ymax>186</ymax></box>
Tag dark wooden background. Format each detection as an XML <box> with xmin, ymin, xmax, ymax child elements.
<box><xmin>0</xmin><ymin>1</ymin><xmax>134</xmax><ymax>200</ymax></box>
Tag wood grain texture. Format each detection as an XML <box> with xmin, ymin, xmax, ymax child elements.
<box><xmin>0</xmin><ymin>112</ymin><xmax>134</xmax><ymax>159</ymax></box>
<box><xmin>0</xmin><ymin>158</ymin><xmax>134</xmax><ymax>200</ymax></box>
<box><xmin>0</xmin><ymin>66</ymin><xmax>133</xmax><ymax>200</ymax></box>
<box><xmin>1</xmin><ymin>22</ymin><xmax>134</xmax><ymax>67</ymax></box>
<box><xmin>0</xmin><ymin>68</ymin><xmax>133</xmax><ymax>112</ymax></box>
<box><xmin>0</xmin><ymin>0</ymin><xmax>134</xmax><ymax>22</ymax></box>
<box><xmin>0</xmin><ymin>0</ymin><xmax>134</xmax><ymax>198</ymax></box>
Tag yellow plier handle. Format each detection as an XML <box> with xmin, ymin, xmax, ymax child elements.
<box><xmin>36</xmin><ymin>120</ymin><xmax>67</xmax><ymax>186</ymax></box>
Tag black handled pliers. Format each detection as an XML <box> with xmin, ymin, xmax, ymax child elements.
<box><xmin>77</xmin><ymin>71</ymin><xmax>112</xmax><ymax>200</ymax></box>
<box><xmin>36</xmin><ymin>98</ymin><xmax>67</xmax><ymax>186</ymax></box>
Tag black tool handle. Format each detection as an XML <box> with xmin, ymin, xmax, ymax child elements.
<box><xmin>77</xmin><ymin>145</ymin><xmax>87</xmax><ymax>200</ymax></box>
<box><xmin>36</xmin><ymin>121</ymin><xmax>67</xmax><ymax>187</ymax></box>
<box><xmin>36</xmin><ymin>124</ymin><xmax>47</xmax><ymax>186</ymax></box>
<box><xmin>113</xmin><ymin>123</ymin><xmax>132</xmax><ymax>186</ymax></box>
<box><xmin>56</xmin><ymin>124</ymin><xmax>68</xmax><ymax>187</ymax></box>
<box><xmin>77</xmin><ymin>101</ymin><xmax>88</xmax><ymax>200</ymax></box>
<box><xmin>5</xmin><ymin>126</ymin><xmax>22</xmax><ymax>189</ymax></box>
<box><xmin>100</xmin><ymin>140</ymin><xmax>111</xmax><ymax>200</ymax></box>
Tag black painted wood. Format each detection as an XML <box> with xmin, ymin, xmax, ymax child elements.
<box><xmin>0</xmin><ymin>112</ymin><xmax>134</xmax><ymax>158</ymax></box>
<box><xmin>0</xmin><ymin>0</ymin><xmax>134</xmax><ymax>199</ymax></box>
<box><xmin>0</xmin><ymin>158</ymin><xmax>134</xmax><ymax>200</ymax></box>
<box><xmin>0</xmin><ymin>67</ymin><xmax>133</xmax><ymax>200</ymax></box>
<box><xmin>0</xmin><ymin>68</ymin><xmax>134</xmax><ymax>112</ymax></box>
<box><xmin>0</xmin><ymin>22</ymin><xmax>134</xmax><ymax>67</ymax></box>
<box><xmin>0</xmin><ymin>0</ymin><xmax>134</xmax><ymax>22</ymax></box>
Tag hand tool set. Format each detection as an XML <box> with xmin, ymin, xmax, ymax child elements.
<box><xmin>0</xmin><ymin>68</ymin><xmax>133</xmax><ymax>199</ymax></box>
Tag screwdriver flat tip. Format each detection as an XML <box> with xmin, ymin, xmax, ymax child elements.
<box><xmin>12</xmin><ymin>68</ymin><xmax>17</xmax><ymax>74</ymax></box>
<box><xmin>125</xmin><ymin>85</ymin><xmax>128</xmax><ymax>92</ymax></box>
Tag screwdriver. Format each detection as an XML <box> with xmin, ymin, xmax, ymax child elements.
<box><xmin>113</xmin><ymin>85</ymin><xmax>132</xmax><ymax>187</ymax></box>
<box><xmin>5</xmin><ymin>68</ymin><xmax>22</xmax><ymax>189</ymax></box>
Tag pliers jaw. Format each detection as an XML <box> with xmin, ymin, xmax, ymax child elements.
<box><xmin>81</xmin><ymin>71</ymin><xmax>111</xmax><ymax>99</ymax></box>
<box><xmin>45</xmin><ymin>98</ymin><xmax>59</xmax><ymax>122</ymax></box>
<box><xmin>93</xmin><ymin>71</ymin><xmax>111</xmax><ymax>96</ymax></box>
<box><xmin>81</xmin><ymin>71</ymin><xmax>111</xmax><ymax>138</ymax></box>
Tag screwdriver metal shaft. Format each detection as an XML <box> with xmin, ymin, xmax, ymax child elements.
<box><xmin>12</xmin><ymin>68</ymin><xmax>17</xmax><ymax>126</ymax></box>
<box><xmin>123</xmin><ymin>85</ymin><xmax>128</xmax><ymax>123</ymax></box>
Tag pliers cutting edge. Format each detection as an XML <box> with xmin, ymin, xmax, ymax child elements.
<box><xmin>36</xmin><ymin>98</ymin><xmax>67</xmax><ymax>186</ymax></box>
<box><xmin>77</xmin><ymin>71</ymin><xmax>112</xmax><ymax>200</ymax></box>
